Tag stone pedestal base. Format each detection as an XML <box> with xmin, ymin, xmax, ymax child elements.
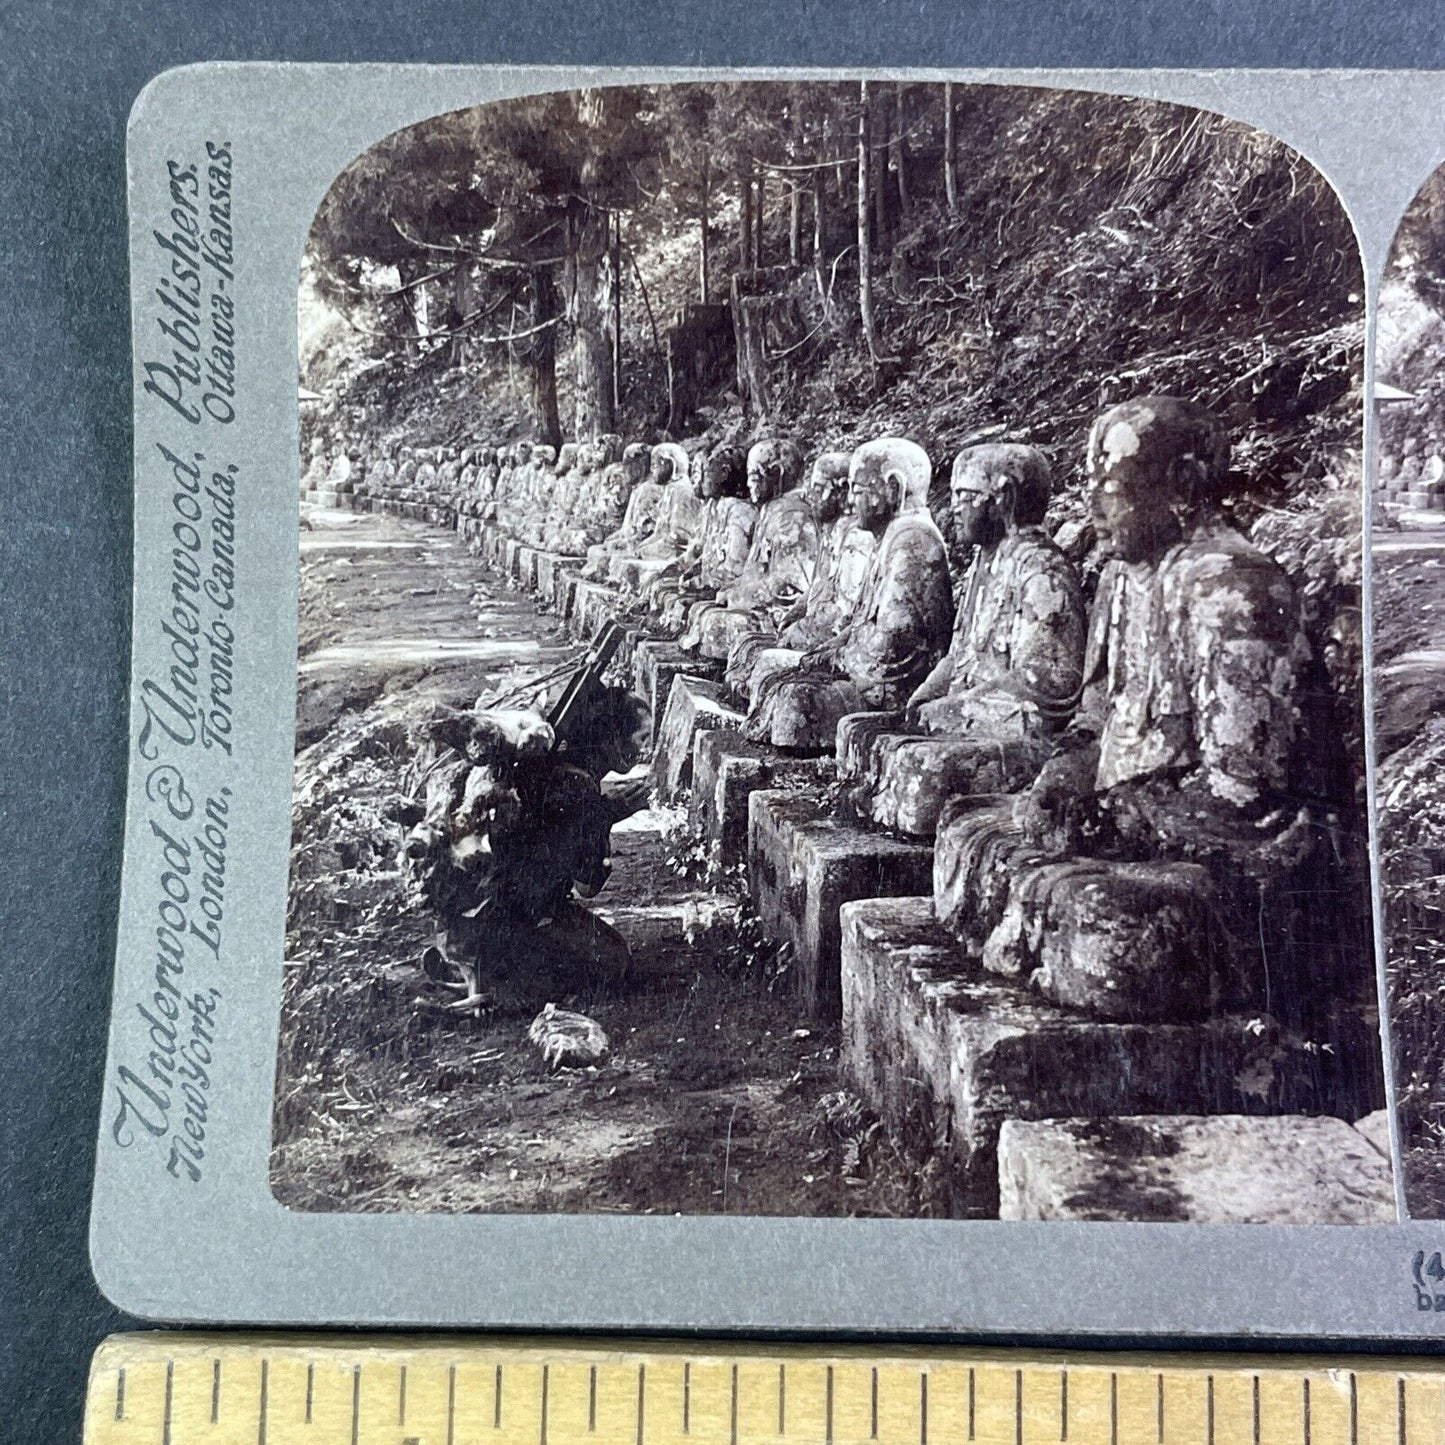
<box><xmin>840</xmin><ymin>895</ymin><xmax>1386</xmax><ymax>1216</ymax></box>
<box><xmin>513</xmin><ymin>544</ymin><xmax>540</xmax><ymax>591</ymax></box>
<box><xmin>997</xmin><ymin>1114</ymin><xmax>1395</xmax><ymax>1224</ymax></box>
<box><xmin>689</xmin><ymin>730</ymin><xmax>835</xmax><ymax>872</ymax></box>
<box><xmin>749</xmin><ymin>794</ymin><xmax>933</xmax><ymax>1017</ymax></box>
<box><xmin>570</xmin><ymin>579</ymin><xmax>621</xmax><ymax>641</ymax></box>
<box><xmin>651</xmin><ymin>676</ymin><xmax>744</xmax><ymax>803</ymax></box>
<box><xmin>634</xmin><ymin>642</ymin><xmax>721</xmax><ymax>742</ymax></box>
<box><xmin>534</xmin><ymin>550</ymin><xmax>566</xmax><ymax>604</ymax></box>
<box><xmin>552</xmin><ymin>565</ymin><xmax>583</xmax><ymax>621</ymax></box>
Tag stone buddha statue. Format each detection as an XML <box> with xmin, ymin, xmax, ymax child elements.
<box><xmin>581</xmin><ymin>443</ymin><xmax>661</xmax><ymax>578</ymax></box>
<box><xmin>842</xmin><ymin>442</ymin><xmax>1086</xmax><ymax>837</ymax></box>
<box><xmin>553</xmin><ymin>435</ymin><xmax>628</xmax><ymax>555</ymax></box>
<box><xmin>301</xmin><ymin>436</ymin><xmax>327</xmax><ymax>493</ymax></box>
<box><xmin>612</xmin><ymin>442</ymin><xmax>698</xmax><ymax>591</ymax></box>
<box><xmin>489</xmin><ymin>443</ymin><xmax>524</xmax><ymax>534</ymax></box>
<box><xmin>684</xmin><ymin>438</ymin><xmax>816</xmax><ymax>660</ymax></box>
<box><xmin>413</xmin><ymin>448</ymin><xmax>438</xmax><ymax>503</ymax></box>
<box><xmin>396</xmin><ymin>452</ymin><xmax>418</xmax><ymax>504</ymax></box>
<box><xmin>541</xmin><ymin>442</ymin><xmax>588</xmax><ymax>551</ymax></box>
<box><xmin>934</xmin><ymin>397</ymin><xmax>1319</xmax><ymax>1020</ymax></box>
<box><xmin>517</xmin><ymin>444</ymin><xmax>559</xmax><ymax>543</ymax></box>
<box><xmin>647</xmin><ymin>444</ymin><xmax>757</xmax><ymax>632</ymax></box>
<box><xmin>745</xmin><ymin>438</ymin><xmax>954</xmax><ymax>751</ymax></box>
<box><xmin>438</xmin><ymin>447</ymin><xmax>463</xmax><ymax>497</ymax></box>
<box><xmin>473</xmin><ymin>446</ymin><xmax>500</xmax><ymax>520</ymax></box>
<box><xmin>362</xmin><ymin>439</ymin><xmax>395</xmax><ymax>504</ymax></box>
<box><xmin>723</xmin><ymin>450</ymin><xmax>859</xmax><ymax>696</ymax></box>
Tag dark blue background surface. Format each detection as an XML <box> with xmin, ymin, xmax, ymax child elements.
<box><xmin>3</xmin><ymin>3</ymin><xmax>1443</xmax><ymax>1434</ymax></box>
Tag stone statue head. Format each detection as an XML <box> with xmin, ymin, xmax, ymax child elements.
<box><xmin>1085</xmin><ymin>396</ymin><xmax>1230</xmax><ymax>564</ymax></box>
<box><xmin>595</xmin><ymin>434</ymin><xmax>624</xmax><ymax>468</ymax></box>
<box><xmin>555</xmin><ymin>442</ymin><xmax>578</xmax><ymax>475</ymax></box>
<box><xmin>802</xmin><ymin>451</ymin><xmax>852</xmax><ymax>521</ymax></box>
<box><xmin>950</xmin><ymin>443</ymin><xmax>1052</xmax><ymax>549</ymax></box>
<box><xmin>701</xmin><ymin>444</ymin><xmax>748</xmax><ymax>501</ymax></box>
<box><xmin>652</xmin><ymin>442</ymin><xmax>689</xmax><ymax>488</ymax></box>
<box><xmin>532</xmin><ymin>444</ymin><xmax>557</xmax><ymax>470</ymax></box>
<box><xmin>515</xmin><ymin>441</ymin><xmax>534</xmax><ymax>467</ymax></box>
<box><xmin>745</xmin><ymin>438</ymin><xmax>805</xmax><ymax>505</ymax></box>
<box><xmin>623</xmin><ymin>442</ymin><xmax>651</xmax><ymax>482</ymax></box>
<box><xmin>848</xmin><ymin>438</ymin><xmax>932</xmax><ymax>531</ymax></box>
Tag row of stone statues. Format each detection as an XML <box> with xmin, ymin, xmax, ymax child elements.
<box><xmin>323</xmin><ymin>395</ymin><xmax>1362</xmax><ymax>1031</ymax></box>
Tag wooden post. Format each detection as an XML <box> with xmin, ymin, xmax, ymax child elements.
<box><xmin>789</xmin><ymin>181</ymin><xmax>801</xmax><ymax>266</ymax></box>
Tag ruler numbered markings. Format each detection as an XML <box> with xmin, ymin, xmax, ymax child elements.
<box><xmin>87</xmin><ymin>1337</ymin><xmax>1445</xmax><ymax>1444</ymax></box>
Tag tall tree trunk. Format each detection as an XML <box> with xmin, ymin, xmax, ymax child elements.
<box><xmin>699</xmin><ymin>160</ymin><xmax>711</xmax><ymax>303</ymax></box>
<box><xmin>813</xmin><ymin>164</ymin><xmax>828</xmax><ymax>310</ymax></box>
<box><xmin>943</xmin><ymin>81</ymin><xmax>958</xmax><ymax>214</ymax></box>
<box><xmin>858</xmin><ymin>81</ymin><xmax>883</xmax><ymax>364</ymax></box>
<box><xmin>739</xmin><ymin>163</ymin><xmax>753</xmax><ymax>269</ymax></box>
<box><xmin>567</xmin><ymin>203</ymin><xmax>615</xmax><ymax>438</ymax></box>
<box><xmin>754</xmin><ymin>170</ymin><xmax>765</xmax><ymax>269</ymax></box>
<box><xmin>825</xmin><ymin>115</ymin><xmax>846</xmax><ymax>189</ymax></box>
<box><xmin>444</xmin><ymin>264</ymin><xmax>469</xmax><ymax>366</ymax></box>
<box><xmin>870</xmin><ymin>93</ymin><xmax>889</xmax><ymax>251</ymax></box>
<box><xmin>892</xmin><ymin>84</ymin><xmax>911</xmax><ymax>222</ymax></box>
<box><xmin>395</xmin><ymin>256</ymin><xmax>426</xmax><ymax>354</ymax></box>
<box><xmin>611</xmin><ymin>210</ymin><xmax>623</xmax><ymax>419</ymax></box>
<box><xmin>521</xmin><ymin>267</ymin><xmax>563</xmax><ymax>450</ymax></box>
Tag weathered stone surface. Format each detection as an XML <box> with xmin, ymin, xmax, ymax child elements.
<box><xmin>870</xmin><ymin>734</ymin><xmax>1041</xmax><ymax>838</ymax></box>
<box><xmin>997</xmin><ymin>1115</ymin><xmax>1397</xmax><ymax>1224</ymax></box>
<box><xmin>1375</xmin><ymin>650</ymin><xmax>1445</xmax><ymax>760</ymax></box>
<box><xmin>688</xmin><ymin>729</ymin><xmax>834</xmax><ymax>871</ymax></box>
<box><xmin>651</xmin><ymin>675</ymin><xmax>744</xmax><ymax>802</ymax></box>
<box><xmin>634</xmin><ymin>641</ymin><xmax>722</xmax><ymax>742</ymax></box>
<box><xmin>534</xmin><ymin>549</ymin><xmax>566</xmax><ymax>602</ymax></box>
<box><xmin>840</xmin><ymin>895</ymin><xmax>1384</xmax><ymax>1215</ymax></box>
<box><xmin>515</xmin><ymin>544</ymin><xmax>540</xmax><ymax>592</ymax></box>
<box><xmin>1354</xmin><ymin>1107</ymin><xmax>1395</xmax><ymax>1161</ymax></box>
<box><xmin>836</xmin><ymin>710</ymin><xmax>903</xmax><ymax>781</ymax></box>
<box><xmin>570</xmin><ymin>579</ymin><xmax>621</xmax><ymax>642</ymax></box>
<box><xmin>749</xmin><ymin>793</ymin><xmax>933</xmax><ymax>1016</ymax></box>
<box><xmin>552</xmin><ymin>566</ymin><xmax>583</xmax><ymax>621</ymax></box>
<box><xmin>933</xmin><ymin>801</ymin><xmax>1043</xmax><ymax>955</ymax></box>
<box><xmin>981</xmin><ymin>857</ymin><xmax>1217</xmax><ymax>1022</ymax></box>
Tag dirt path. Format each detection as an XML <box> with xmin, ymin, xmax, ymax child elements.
<box><xmin>1374</xmin><ymin>523</ymin><xmax>1445</xmax><ymax>669</ymax></box>
<box><xmin>273</xmin><ymin>507</ymin><xmax>921</xmax><ymax>1218</ymax></box>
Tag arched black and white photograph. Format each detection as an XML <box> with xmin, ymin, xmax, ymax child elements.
<box><xmin>272</xmin><ymin>80</ymin><xmax>1391</xmax><ymax>1224</ymax></box>
<box><xmin>1372</xmin><ymin>164</ymin><xmax>1445</xmax><ymax>1219</ymax></box>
